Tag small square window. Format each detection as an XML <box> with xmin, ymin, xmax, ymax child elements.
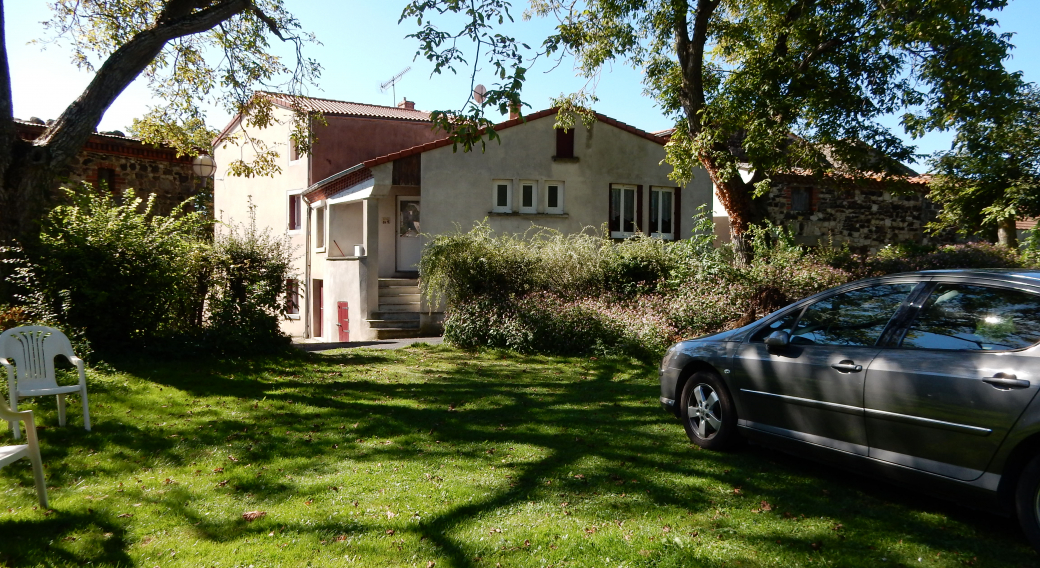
<box><xmin>519</xmin><ymin>181</ymin><xmax>537</xmax><ymax>214</ymax></box>
<box><xmin>492</xmin><ymin>180</ymin><xmax>512</xmax><ymax>213</ymax></box>
<box><xmin>791</xmin><ymin>188</ymin><xmax>811</xmax><ymax>212</ymax></box>
<box><xmin>97</xmin><ymin>167</ymin><xmax>116</xmax><ymax>192</ymax></box>
<box><xmin>545</xmin><ymin>181</ymin><xmax>564</xmax><ymax>214</ymax></box>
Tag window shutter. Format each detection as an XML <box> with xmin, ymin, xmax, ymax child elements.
<box><xmin>636</xmin><ymin>185</ymin><xmax>643</xmax><ymax>234</ymax></box>
<box><xmin>556</xmin><ymin>128</ymin><xmax>574</xmax><ymax>159</ymax></box>
<box><xmin>289</xmin><ymin>195</ymin><xmax>298</xmax><ymax>230</ymax></box>
<box><xmin>674</xmin><ymin>186</ymin><xmax>681</xmax><ymax>239</ymax></box>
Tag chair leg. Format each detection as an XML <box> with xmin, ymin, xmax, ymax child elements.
<box><xmin>80</xmin><ymin>387</ymin><xmax>91</xmax><ymax>432</ymax></box>
<box><xmin>28</xmin><ymin>445</ymin><xmax>48</xmax><ymax>509</ymax></box>
<box><xmin>9</xmin><ymin>394</ymin><xmax>21</xmax><ymax>441</ymax></box>
<box><xmin>57</xmin><ymin>394</ymin><xmax>67</xmax><ymax>427</ymax></box>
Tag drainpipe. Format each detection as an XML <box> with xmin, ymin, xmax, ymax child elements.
<box><xmin>302</xmin><ymin>193</ymin><xmax>312</xmax><ymax>339</ymax></box>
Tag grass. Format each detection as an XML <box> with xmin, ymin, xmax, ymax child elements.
<box><xmin>0</xmin><ymin>343</ymin><xmax>1037</xmax><ymax>567</ymax></box>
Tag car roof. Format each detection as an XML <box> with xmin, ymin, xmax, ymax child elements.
<box><xmin>884</xmin><ymin>268</ymin><xmax>1040</xmax><ymax>283</ymax></box>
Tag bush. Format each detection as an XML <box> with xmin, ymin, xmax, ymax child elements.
<box><xmin>26</xmin><ymin>188</ymin><xmax>209</xmax><ymax>350</ymax></box>
<box><xmin>5</xmin><ymin>187</ymin><xmax>297</xmax><ymax>357</ymax></box>
<box><xmin>821</xmin><ymin>241</ymin><xmax>1027</xmax><ymax>278</ymax></box>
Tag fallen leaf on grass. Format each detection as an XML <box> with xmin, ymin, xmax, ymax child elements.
<box><xmin>242</xmin><ymin>511</ymin><xmax>266</xmax><ymax>522</ymax></box>
<box><xmin>760</xmin><ymin>501</ymin><xmax>772</xmax><ymax>511</ymax></box>
<box><xmin>118</xmin><ymin>513</ymin><xmax>133</xmax><ymax>518</ymax></box>
<box><xmin>386</xmin><ymin>529</ymin><xmax>395</xmax><ymax>535</ymax></box>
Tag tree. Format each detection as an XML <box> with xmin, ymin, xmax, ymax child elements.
<box><xmin>927</xmin><ymin>84</ymin><xmax>1040</xmax><ymax>248</ymax></box>
<box><xmin>0</xmin><ymin>0</ymin><xmax>320</xmax><ymax>243</ymax></box>
<box><xmin>403</xmin><ymin>0</ymin><xmax>1022</xmax><ymax>254</ymax></box>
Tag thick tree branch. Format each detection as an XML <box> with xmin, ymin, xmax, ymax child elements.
<box><xmin>797</xmin><ymin>38</ymin><xmax>843</xmax><ymax>72</ymax></box>
<box><xmin>675</xmin><ymin>0</ymin><xmax>718</xmax><ymax>134</ymax></box>
<box><xmin>37</xmin><ymin>0</ymin><xmax>254</xmax><ymax>168</ymax></box>
<box><xmin>0</xmin><ymin>0</ymin><xmax>15</xmax><ymax>173</ymax></box>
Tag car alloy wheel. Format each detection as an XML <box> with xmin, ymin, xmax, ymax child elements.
<box><xmin>687</xmin><ymin>383</ymin><xmax>722</xmax><ymax>440</ymax></box>
<box><xmin>679</xmin><ymin>370</ymin><xmax>739</xmax><ymax>450</ymax></box>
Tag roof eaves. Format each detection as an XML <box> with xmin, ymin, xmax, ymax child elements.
<box><xmin>303</xmin><ymin>163</ymin><xmax>372</xmax><ymax>198</ymax></box>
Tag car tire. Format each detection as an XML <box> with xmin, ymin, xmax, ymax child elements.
<box><xmin>1015</xmin><ymin>453</ymin><xmax>1040</xmax><ymax>551</ymax></box>
<box><xmin>679</xmin><ymin>370</ymin><xmax>740</xmax><ymax>450</ymax></box>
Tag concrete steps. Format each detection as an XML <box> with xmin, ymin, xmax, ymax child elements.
<box><xmin>368</xmin><ymin>278</ymin><xmax>423</xmax><ymax>339</ymax></box>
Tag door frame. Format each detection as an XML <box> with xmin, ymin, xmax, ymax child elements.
<box><xmin>396</xmin><ymin>196</ymin><xmax>421</xmax><ymax>273</ymax></box>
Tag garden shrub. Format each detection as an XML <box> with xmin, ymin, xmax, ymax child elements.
<box><xmin>4</xmin><ymin>187</ymin><xmax>297</xmax><ymax>357</ymax></box>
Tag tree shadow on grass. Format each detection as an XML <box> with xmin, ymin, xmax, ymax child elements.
<box><xmin>2</xmin><ymin>346</ymin><xmax>1038</xmax><ymax>566</ymax></box>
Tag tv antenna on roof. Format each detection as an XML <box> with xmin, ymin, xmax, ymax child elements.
<box><xmin>379</xmin><ymin>67</ymin><xmax>412</xmax><ymax>105</ymax></box>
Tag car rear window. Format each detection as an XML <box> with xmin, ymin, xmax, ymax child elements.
<box><xmin>900</xmin><ymin>284</ymin><xmax>1040</xmax><ymax>351</ymax></box>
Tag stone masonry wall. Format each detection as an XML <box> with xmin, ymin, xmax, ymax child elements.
<box><xmin>62</xmin><ymin>149</ymin><xmax>201</xmax><ymax>216</ymax></box>
<box><xmin>763</xmin><ymin>177</ymin><xmax>955</xmax><ymax>253</ymax></box>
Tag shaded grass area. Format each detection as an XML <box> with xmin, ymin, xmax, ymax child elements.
<box><xmin>0</xmin><ymin>344</ymin><xmax>1037</xmax><ymax>567</ymax></box>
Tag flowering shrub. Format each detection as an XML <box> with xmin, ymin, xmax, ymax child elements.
<box><xmin>430</xmin><ymin>212</ymin><xmax>1033</xmax><ymax>361</ymax></box>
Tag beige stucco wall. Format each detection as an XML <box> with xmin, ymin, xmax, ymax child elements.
<box><xmin>418</xmin><ymin>115</ymin><xmax>713</xmax><ymax>242</ymax></box>
<box><xmin>213</xmin><ymin>107</ymin><xmax>310</xmax><ymax>337</ymax></box>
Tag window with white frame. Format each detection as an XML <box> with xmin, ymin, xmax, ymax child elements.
<box><xmin>609</xmin><ymin>184</ymin><xmax>637</xmax><ymax>238</ymax></box>
<box><xmin>649</xmin><ymin>186</ymin><xmax>675</xmax><ymax>240</ymax></box>
<box><xmin>288</xmin><ymin>192</ymin><xmax>303</xmax><ymax>231</ymax></box>
<box><xmin>519</xmin><ymin>180</ymin><xmax>537</xmax><ymax>214</ymax></box>
<box><xmin>545</xmin><ymin>181</ymin><xmax>564</xmax><ymax>214</ymax></box>
<box><xmin>492</xmin><ymin>180</ymin><xmax>512</xmax><ymax>213</ymax></box>
<box><xmin>285</xmin><ymin>278</ymin><xmax>300</xmax><ymax>317</ymax></box>
<box><xmin>314</xmin><ymin>204</ymin><xmax>326</xmax><ymax>251</ymax></box>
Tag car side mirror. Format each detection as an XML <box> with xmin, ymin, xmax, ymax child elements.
<box><xmin>764</xmin><ymin>330</ymin><xmax>791</xmax><ymax>348</ymax></box>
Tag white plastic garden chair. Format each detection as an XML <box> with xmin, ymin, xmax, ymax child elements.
<box><xmin>1</xmin><ymin>326</ymin><xmax>91</xmax><ymax>440</ymax></box>
<box><xmin>0</xmin><ymin>395</ymin><xmax>48</xmax><ymax>508</ymax></box>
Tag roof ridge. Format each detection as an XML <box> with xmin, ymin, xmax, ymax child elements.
<box><xmin>260</xmin><ymin>91</ymin><xmax>426</xmax><ymax>113</ymax></box>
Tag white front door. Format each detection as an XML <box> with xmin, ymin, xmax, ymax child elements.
<box><xmin>396</xmin><ymin>197</ymin><xmax>421</xmax><ymax>272</ymax></box>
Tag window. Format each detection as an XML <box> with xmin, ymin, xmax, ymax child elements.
<box><xmin>545</xmin><ymin>181</ymin><xmax>564</xmax><ymax>214</ymax></box>
<box><xmin>492</xmin><ymin>180</ymin><xmax>512</xmax><ymax>213</ymax></box>
<box><xmin>97</xmin><ymin>167</ymin><xmax>116</xmax><ymax>192</ymax></box>
<box><xmin>781</xmin><ymin>284</ymin><xmax>914</xmax><ymax>347</ymax></box>
<box><xmin>314</xmin><ymin>205</ymin><xmax>326</xmax><ymax>250</ymax></box>
<box><xmin>519</xmin><ymin>180</ymin><xmax>537</xmax><ymax>214</ymax></box>
<box><xmin>288</xmin><ymin>193</ymin><xmax>302</xmax><ymax>231</ymax></box>
<box><xmin>791</xmin><ymin>188</ymin><xmax>811</xmax><ymax>212</ymax></box>
<box><xmin>649</xmin><ymin>186</ymin><xmax>676</xmax><ymax>240</ymax></box>
<box><xmin>288</xmin><ymin>133</ymin><xmax>303</xmax><ymax>163</ymax></box>
<box><xmin>285</xmin><ymin>279</ymin><xmax>300</xmax><ymax>316</ymax></box>
<box><xmin>900</xmin><ymin>284</ymin><xmax>1040</xmax><ymax>351</ymax></box>
<box><xmin>610</xmin><ymin>184</ymin><xmax>638</xmax><ymax>237</ymax></box>
<box><xmin>555</xmin><ymin>128</ymin><xmax>575</xmax><ymax>159</ymax></box>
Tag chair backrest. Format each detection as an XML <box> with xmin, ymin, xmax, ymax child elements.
<box><xmin>0</xmin><ymin>326</ymin><xmax>77</xmax><ymax>392</ymax></box>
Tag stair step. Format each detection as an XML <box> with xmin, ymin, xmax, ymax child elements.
<box><xmin>379</xmin><ymin>304</ymin><xmax>420</xmax><ymax>312</ymax></box>
<box><xmin>379</xmin><ymin>286</ymin><xmax>420</xmax><ymax>296</ymax></box>
<box><xmin>374</xmin><ymin>328</ymin><xmax>425</xmax><ymax>340</ymax></box>
<box><xmin>379</xmin><ymin>278</ymin><xmax>419</xmax><ymax>287</ymax></box>
<box><xmin>379</xmin><ymin>294</ymin><xmax>421</xmax><ymax>304</ymax></box>
<box><xmin>370</xmin><ymin>311</ymin><xmax>420</xmax><ymax>321</ymax></box>
<box><xmin>366</xmin><ymin>319</ymin><xmax>421</xmax><ymax>330</ymax></box>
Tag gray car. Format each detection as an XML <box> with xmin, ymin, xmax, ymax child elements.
<box><xmin>659</xmin><ymin>269</ymin><xmax>1040</xmax><ymax>550</ymax></box>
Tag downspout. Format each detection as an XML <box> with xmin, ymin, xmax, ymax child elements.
<box><xmin>302</xmin><ymin>192</ymin><xmax>312</xmax><ymax>339</ymax></box>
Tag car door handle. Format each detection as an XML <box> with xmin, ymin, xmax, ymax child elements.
<box><xmin>982</xmin><ymin>374</ymin><xmax>1030</xmax><ymax>389</ymax></box>
<box><xmin>831</xmin><ymin>360</ymin><xmax>863</xmax><ymax>373</ymax></box>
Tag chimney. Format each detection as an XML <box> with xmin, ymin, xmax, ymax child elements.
<box><xmin>398</xmin><ymin>98</ymin><xmax>415</xmax><ymax>110</ymax></box>
<box><xmin>509</xmin><ymin>104</ymin><xmax>520</xmax><ymax>120</ymax></box>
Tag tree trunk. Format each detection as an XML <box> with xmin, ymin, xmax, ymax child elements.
<box><xmin>697</xmin><ymin>149</ymin><xmax>768</xmax><ymax>263</ymax></box>
<box><xmin>997</xmin><ymin>216</ymin><xmax>1018</xmax><ymax>249</ymax></box>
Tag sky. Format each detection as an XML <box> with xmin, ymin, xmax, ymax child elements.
<box><xmin>5</xmin><ymin>1</ymin><xmax>1040</xmax><ymax>170</ymax></box>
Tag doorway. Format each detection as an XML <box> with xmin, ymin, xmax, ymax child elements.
<box><xmin>312</xmin><ymin>279</ymin><xmax>324</xmax><ymax>338</ymax></box>
<box><xmin>396</xmin><ymin>197</ymin><xmax>421</xmax><ymax>272</ymax></box>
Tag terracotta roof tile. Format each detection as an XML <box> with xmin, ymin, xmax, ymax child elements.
<box><xmin>263</xmin><ymin>92</ymin><xmax>431</xmax><ymax>122</ymax></box>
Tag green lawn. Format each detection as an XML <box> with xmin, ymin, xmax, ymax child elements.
<box><xmin>0</xmin><ymin>344</ymin><xmax>1037</xmax><ymax>567</ymax></box>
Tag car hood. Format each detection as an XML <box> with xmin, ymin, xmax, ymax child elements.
<box><xmin>686</xmin><ymin>326</ymin><xmax>749</xmax><ymax>343</ymax></box>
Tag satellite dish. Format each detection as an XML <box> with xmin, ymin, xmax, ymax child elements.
<box><xmin>473</xmin><ymin>84</ymin><xmax>487</xmax><ymax>104</ymax></box>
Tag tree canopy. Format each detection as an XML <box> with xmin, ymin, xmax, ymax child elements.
<box><xmin>0</xmin><ymin>0</ymin><xmax>320</xmax><ymax>242</ymax></box>
<box><xmin>928</xmin><ymin>84</ymin><xmax>1040</xmax><ymax>247</ymax></box>
<box><xmin>404</xmin><ymin>0</ymin><xmax>1023</xmax><ymax>249</ymax></box>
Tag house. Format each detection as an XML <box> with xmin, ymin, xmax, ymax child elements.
<box><xmin>212</xmin><ymin>93</ymin><xmax>449</xmax><ymax>339</ymax></box>
<box><xmin>213</xmin><ymin>94</ymin><xmax>714</xmax><ymax>341</ymax></box>
<box><xmin>15</xmin><ymin>119</ymin><xmax>204</xmax><ymax>215</ymax></box>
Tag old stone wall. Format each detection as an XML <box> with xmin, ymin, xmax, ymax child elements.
<box><xmin>763</xmin><ymin>176</ymin><xmax>955</xmax><ymax>253</ymax></box>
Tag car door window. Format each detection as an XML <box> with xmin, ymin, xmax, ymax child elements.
<box><xmin>900</xmin><ymin>284</ymin><xmax>1040</xmax><ymax>351</ymax></box>
<box><xmin>787</xmin><ymin>284</ymin><xmax>915</xmax><ymax>346</ymax></box>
